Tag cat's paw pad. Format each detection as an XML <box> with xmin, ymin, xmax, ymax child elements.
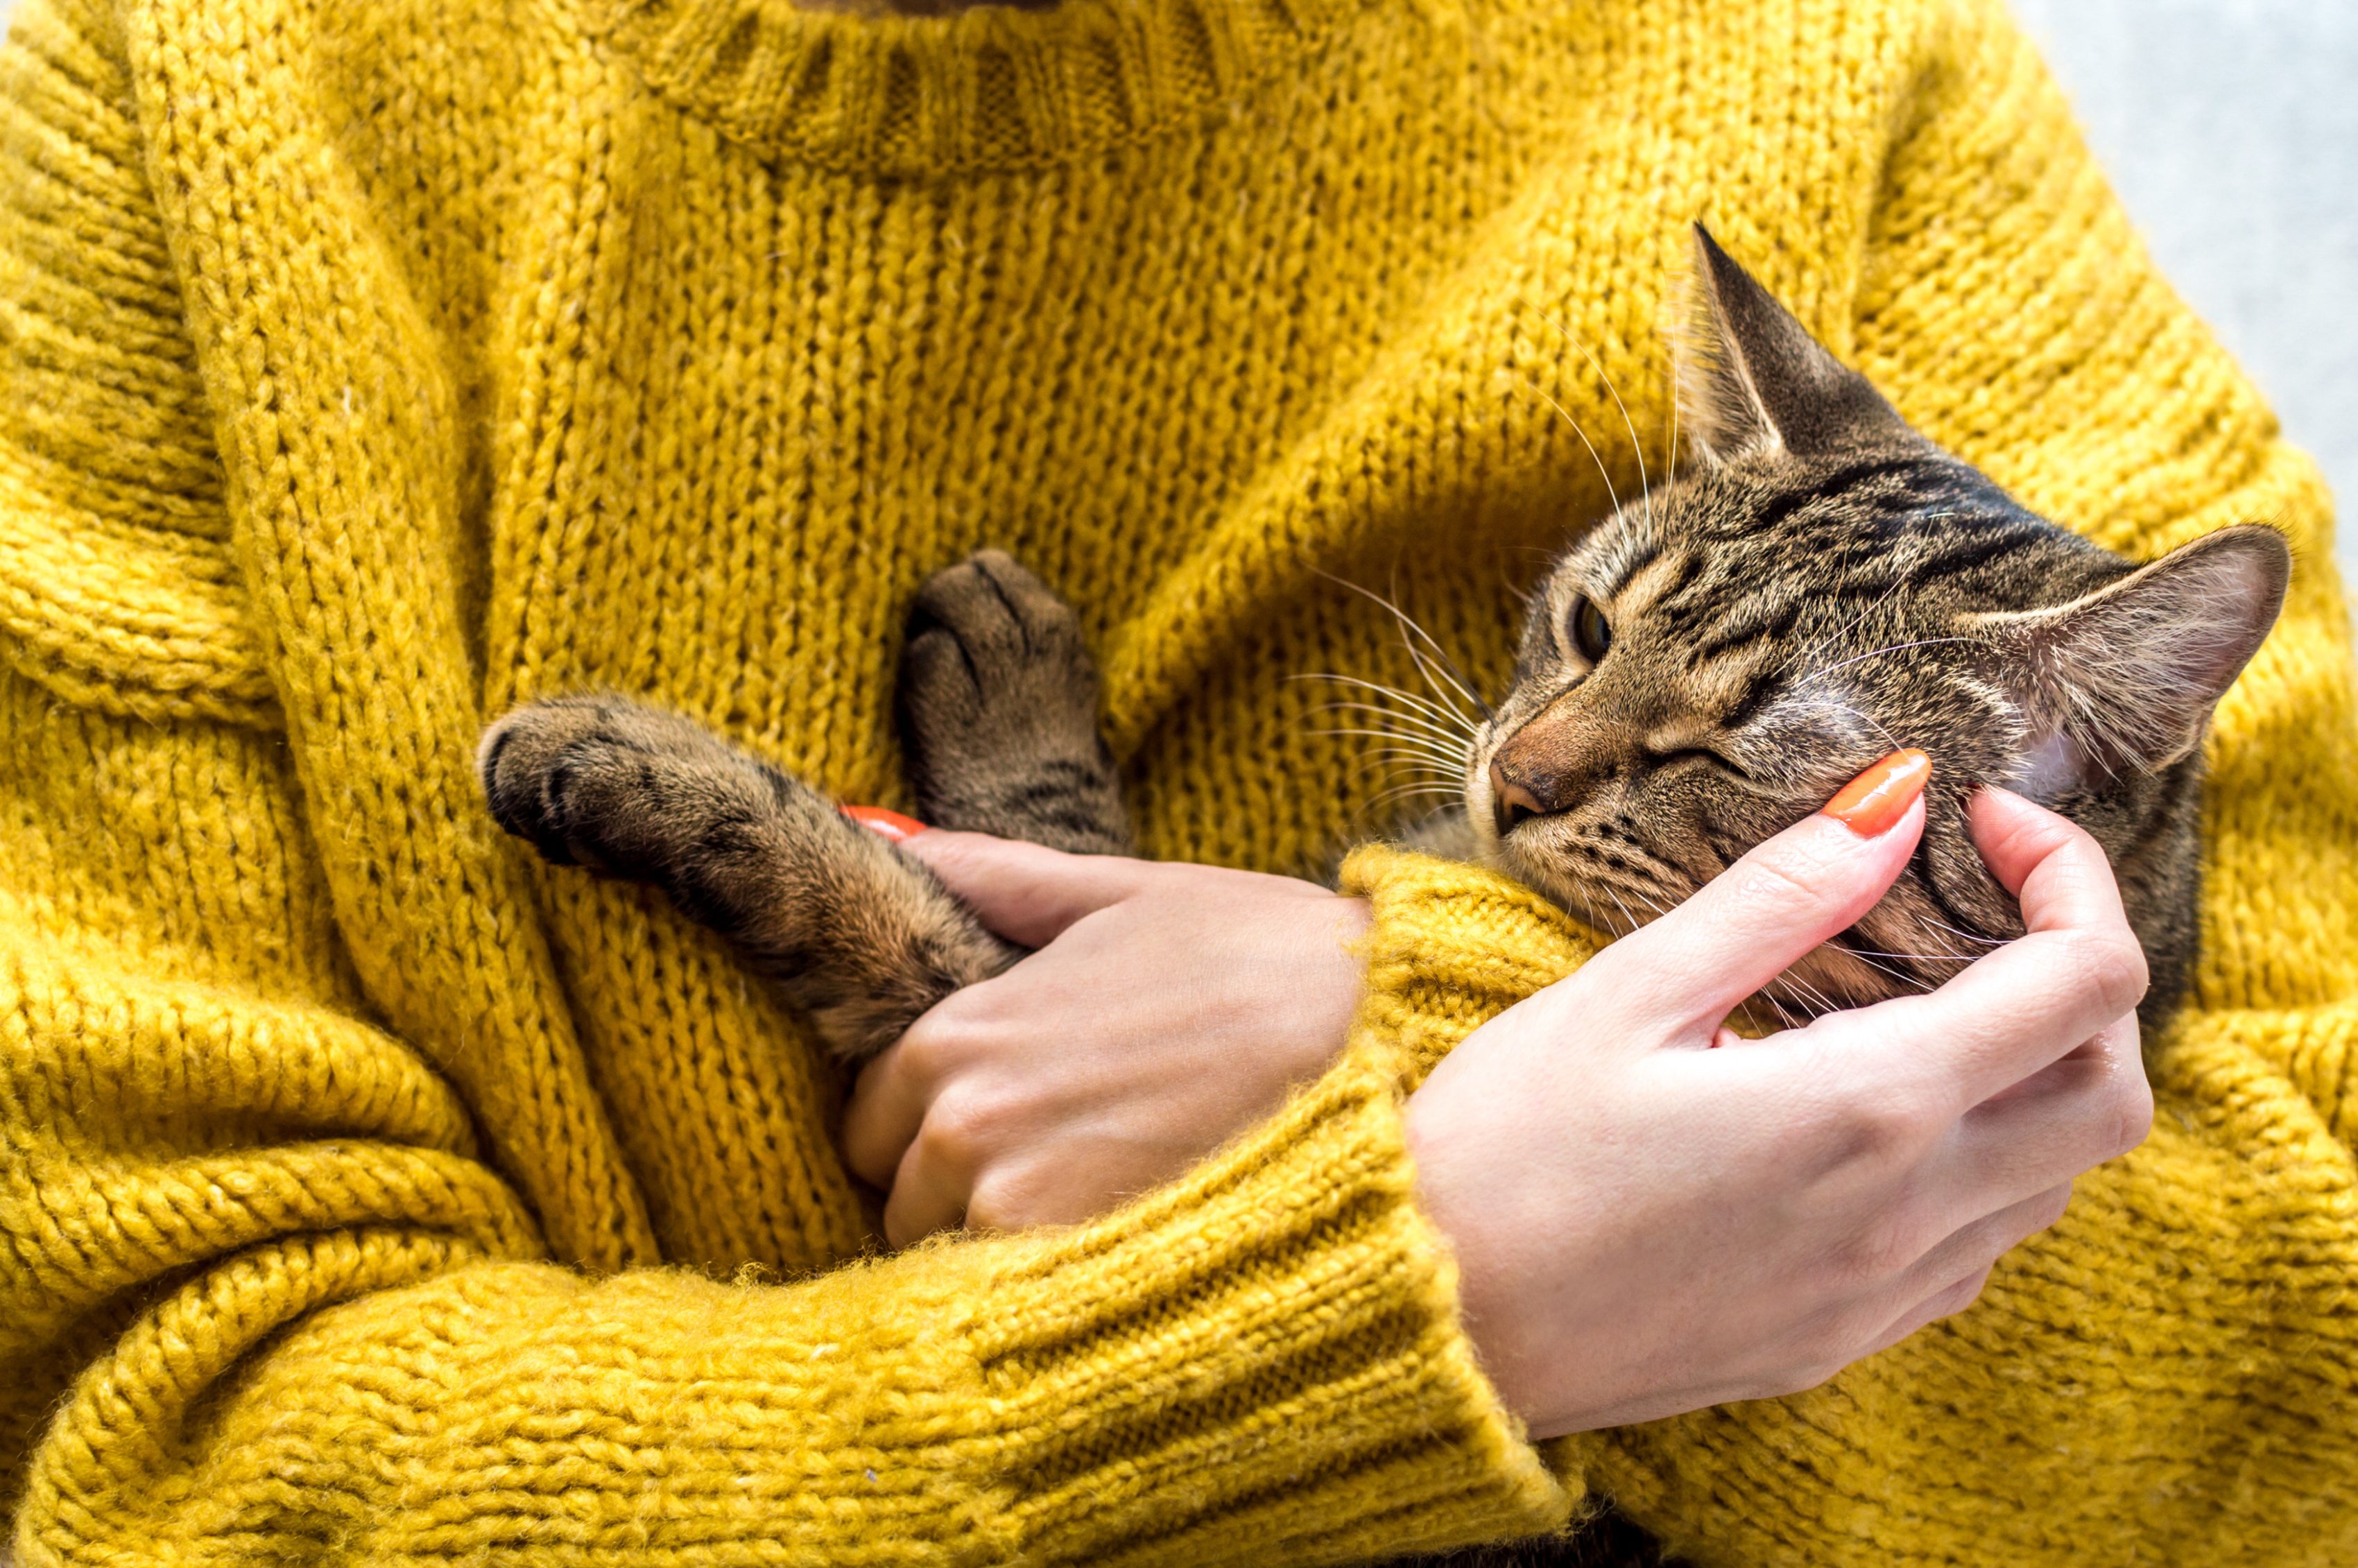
<box><xmin>478</xmin><ymin>695</ymin><xmax>727</xmax><ymax>873</ymax></box>
<box><xmin>902</xmin><ymin>550</ymin><xmax>1099</xmax><ymax>739</ymax></box>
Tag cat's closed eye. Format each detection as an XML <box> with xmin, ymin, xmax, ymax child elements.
<box><xmin>1647</xmin><ymin>745</ymin><xmax>1750</xmax><ymax>782</ymax></box>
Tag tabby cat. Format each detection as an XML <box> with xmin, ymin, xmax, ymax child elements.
<box><xmin>479</xmin><ymin>227</ymin><xmax>2285</xmax><ymax>1058</ymax></box>
<box><xmin>476</xmin><ymin>225</ymin><xmax>2284</xmax><ymax>1568</ymax></box>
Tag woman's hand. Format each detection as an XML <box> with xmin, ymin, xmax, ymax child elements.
<box><xmin>1406</xmin><ymin>772</ymin><xmax>2155</xmax><ymax>1440</ymax></box>
<box><xmin>839</xmin><ymin>833</ymin><xmax>1369</xmax><ymax>1246</ymax></box>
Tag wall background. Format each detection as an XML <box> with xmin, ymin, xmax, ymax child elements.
<box><xmin>2010</xmin><ymin>0</ymin><xmax>2356</xmax><ymax>598</ymax></box>
<box><xmin>0</xmin><ymin>0</ymin><xmax>2348</xmax><ymax>586</ymax></box>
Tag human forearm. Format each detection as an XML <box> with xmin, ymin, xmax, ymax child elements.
<box><xmin>14</xmin><ymin>1050</ymin><xmax>1572</xmax><ymax>1566</ymax></box>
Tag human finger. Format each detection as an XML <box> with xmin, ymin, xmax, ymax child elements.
<box><xmin>1925</xmin><ymin>1016</ymin><xmax>2147</xmax><ymax>1221</ymax></box>
<box><xmin>1850</xmin><ymin>1181</ymin><xmax>2074</xmax><ymax>1363</ymax></box>
<box><xmin>881</xmin><ymin>1114</ymin><xmax>979</xmax><ymax>1246</ymax></box>
<box><xmin>1860</xmin><ymin>1264</ymin><xmax>1993</xmax><ymax>1360</ymax></box>
<box><xmin>897</xmin><ymin>829</ymin><xmax>1152</xmax><ymax>947</ymax></box>
<box><xmin>1872</xmin><ymin>793</ymin><xmax>2147</xmax><ymax>1106</ymax></box>
<box><xmin>1876</xmin><ymin>1180</ymin><xmax>2072</xmax><ymax>1341</ymax></box>
<box><xmin>1585</xmin><ymin>751</ymin><xmax>1929</xmax><ymax>1030</ymax></box>
<box><xmin>841</xmin><ymin>1031</ymin><xmax>940</xmax><ymax>1188</ymax></box>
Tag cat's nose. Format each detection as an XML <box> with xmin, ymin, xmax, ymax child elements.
<box><xmin>1489</xmin><ymin>757</ymin><xmax>1550</xmax><ymax>836</ymax></box>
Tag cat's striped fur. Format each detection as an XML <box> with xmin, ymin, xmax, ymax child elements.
<box><xmin>481</xmin><ymin>227</ymin><xmax>2283</xmax><ymax>1058</ymax></box>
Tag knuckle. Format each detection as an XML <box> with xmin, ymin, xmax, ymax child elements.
<box><xmin>1789</xmin><ymin>1295</ymin><xmax>1873</xmax><ymax>1371</ymax></box>
<box><xmin>1803</xmin><ymin>1346</ymin><xmax>1866</xmax><ymax>1391</ymax></box>
<box><xmin>919</xmin><ymin>1091</ymin><xmax>1006</xmax><ymax>1175</ymax></box>
<box><xmin>894</xmin><ymin>1016</ymin><xmax>956</xmax><ymax>1078</ymax></box>
<box><xmin>1794</xmin><ymin>1318</ymin><xmax>1871</xmax><ymax>1386</ymax></box>
<box><xmin>963</xmin><ymin>1181</ymin><xmax>1010</xmax><ymax>1234</ymax></box>
<box><xmin>2072</xmin><ymin>932</ymin><xmax>2151</xmax><ymax>1018</ymax></box>
<box><xmin>1837</xmin><ymin>1211</ymin><xmax>1925</xmax><ymax>1288</ymax></box>
<box><xmin>2106</xmin><ymin>1080</ymin><xmax>2155</xmax><ymax>1163</ymax></box>
<box><xmin>1735</xmin><ymin>850</ymin><xmax>1841</xmax><ymax>915</ymax></box>
<box><xmin>1835</xmin><ymin>1085</ymin><xmax>1944</xmax><ymax>1173</ymax></box>
<box><xmin>964</xmin><ymin>1169</ymin><xmax>1041</xmax><ymax>1234</ymax></box>
<box><xmin>1926</xmin><ymin>1269</ymin><xmax>1991</xmax><ymax>1326</ymax></box>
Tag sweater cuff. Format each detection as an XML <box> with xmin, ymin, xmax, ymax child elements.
<box><xmin>1338</xmin><ymin>845</ymin><xmax>1604</xmax><ymax>1092</ymax></box>
<box><xmin>973</xmin><ymin>1044</ymin><xmax>1574</xmax><ymax>1562</ymax></box>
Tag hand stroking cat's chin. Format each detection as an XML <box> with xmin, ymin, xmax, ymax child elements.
<box><xmin>1406</xmin><ymin>779</ymin><xmax>2149</xmax><ymax>1438</ymax></box>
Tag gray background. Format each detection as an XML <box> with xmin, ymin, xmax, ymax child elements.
<box><xmin>2010</xmin><ymin>0</ymin><xmax>2356</xmax><ymax>598</ymax></box>
<box><xmin>0</xmin><ymin>0</ymin><xmax>2348</xmax><ymax>585</ymax></box>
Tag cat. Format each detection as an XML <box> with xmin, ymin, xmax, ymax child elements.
<box><xmin>474</xmin><ymin>229</ymin><xmax>2284</xmax><ymax>1567</ymax></box>
<box><xmin>478</xmin><ymin>225</ymin><xmax>2287</xmax><ymax>1061</ymax></box>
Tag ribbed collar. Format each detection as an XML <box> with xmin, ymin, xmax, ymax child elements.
<box><xmin>594</xmin><ymin>0</ymin><xmax>1366</xmax><ymax>175</ymax></box>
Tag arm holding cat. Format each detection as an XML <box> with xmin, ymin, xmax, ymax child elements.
<box><xmin>847</xmin><ymin>773</ymin><xmax>2149</xmax><ymax>1440</ymax></box>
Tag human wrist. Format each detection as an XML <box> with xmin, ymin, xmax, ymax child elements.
<box><xmin>1402</xmin><ymin>1065</ymin><xmax>1550</xmax><ymax>1433</ymax></box>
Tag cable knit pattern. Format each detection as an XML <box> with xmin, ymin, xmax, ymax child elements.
<box><xmin>0</xmin><ymin>0</ymin><xmax>2351</xmax><ymax>1559</ymax></box>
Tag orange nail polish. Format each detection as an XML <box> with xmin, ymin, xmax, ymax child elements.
<box><xmin>842</xmin><ymin>805</ymin><xmax>928</xmax><ymax>842</ymax></box>
<box><xmin>1823</xmin><ymin>750</ymin><xmax>1931</xmax><ymax>837</ymax></box>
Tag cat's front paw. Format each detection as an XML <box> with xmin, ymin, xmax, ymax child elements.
<box><xmin>899</xmin><ymin>550</ymin><xmax>1130</xmax><ymax>853</ymax></box>
<box><xmin>477</xmin><ymin>694</ymin><xmax>744</xmax><ymax>876</ymax></box>
<box><xmin>902</xmin><ymin>550</ymin><xmax>1101</xmax><ymax>743</ymax></box>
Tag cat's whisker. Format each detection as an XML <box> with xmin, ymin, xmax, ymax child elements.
<box><xmin>1755</xmin><ymin>988</ymin><xmax>1802</xmax><ymax>1033</ymax></box>
<box><xmin>1308</xmin><ymin>574</ymin><xmax>1495</xmax><ymax>723</ymax></box>
<box><xmin>1661</xmin><ymin>338</ymin><xmax>1679</xmax><ymax>505</ymax></box>
<box><xmin>1292</xmin><ymin>675</ymin><xmax>1480</xmax><ymax>741</ymax></box>
<box><xmin>1368</xmin><ymin>782</ymin><xmax>1469</xmax><ymax>804</ymax></box>
<box><xmin>1310</xmin><ymin>727</ymin><xmax>1470</xmax><ymax>772</ymax></box>
<box><xmin>1594</xmin><ymin>870</ymin><xmax>1673</xmax><ymax>922</ymax></box>
<box><xmin>1305</xmin><ymin>699</ymin><xmax>1476</xmax><ymax>747</ymax></box>
<box><xmin>1358</xmin><ymin>764</ymin><xmax>1462</xmax><ymax>787</ymax></box>
<box><xmin>1521</xmin><ymin>295</ymin><xmax>1653</xmax><ymax>531</ymax></box>
<box><xmin>1347</xmin><ymin>743</ymin><xmax>1465</xmax><ymax>768</ymax></box>
<box><xmin>1773</xmin><ymin>970</ymin><xmax>1841</xmax><ymax>1019</ymax></box>
<box><xmin>1368</xmin><ymin>784</ymin><xmax>1470</xmax><ymax>813</ymax></box>
<box><xmin>1815</xmin><ymin>693</ymin><xmax>1905</xmax><ymax>757</ymax></box>
<box><xmin>1826</xmin><ymin>947</ymin><xmax>1947</xmax><ymax>989</ymax></box>
<box><xmin>1796</xmin><ymin>636</ymin><xmax>1980</xmax><ymax>685</ymax></box>
<box><xmin>1843</xmin><ymin>947</ymin><xmax>1974</xmax><ymax>971</ymax></box>
<box><xmin>1921</xmin><ymin>917</ymin><xmax>2006</xmax><ymax>949</ymax></box>
<box><xmin>1353</xmin><ymin>757</ymin><xmax>1467</xmax><ymax>783</ymax></box>
<box><xmin>1839</xmin><ymin>950</ymin><xmax>1913</xmax><ymax>983</ymax></box>
<box><xmin>1386</xmin><ymin>603</ymin><xmax>1488</xmax><ymax>731</ymax></box>
<box><xmin>1792</xmin><ymin>598</ymin><xmax>1895</xmax><ymax>683</ymax></box>
<box><xmin>1516</xmin><ymin>373</ymin><xmax>1626</xmax><ymax>526</ymax></box>
<box><xmin>1305</xmin><ymin>724</ymin><xmax>1466</xmax><ymax>756</ymax></box>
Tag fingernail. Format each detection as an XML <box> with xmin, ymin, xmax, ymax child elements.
<box><xmin>842</xmin><ymin>805</ymin><xmax>928</xmax><ymax>842</ymax></box>
<box><xmin>1823</xmin><ymin>750</ymin><xmax>1931</xmax><ymax>837</ymax></box>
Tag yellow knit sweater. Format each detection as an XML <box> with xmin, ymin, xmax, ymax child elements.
<box><xmin>0</xmin><ymin>0</ymin><xmax>2350</xmax><ymax>1558</ymax></box>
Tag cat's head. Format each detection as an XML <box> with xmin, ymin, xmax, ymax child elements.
<box><xmin>1468</xmin><ymin>227</ymin><xmax>2288</xmax><ymax>1022</ymax></box>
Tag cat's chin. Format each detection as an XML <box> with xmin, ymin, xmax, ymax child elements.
<box><xmin>1486</xmin><ymin>834</ymin><xmax>1955</xmax><ymax>1028</ymax></box>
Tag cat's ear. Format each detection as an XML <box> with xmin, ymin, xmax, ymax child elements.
<box><xmin>1674</xmin><ymin>224</ymin><xmax>1915</xmax><ymax>464</ymax></box>
<box><xmin>1971</xmin><ymin>525</ymin><xmax>2291</xmax><ymax>797</ymax></box>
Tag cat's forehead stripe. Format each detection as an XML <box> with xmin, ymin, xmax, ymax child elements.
<box><xmin>1681</xmin><ymin>644</ymin><xmax>1779</xmax><ymax>718</ymax></box>
<box><xmin>1587</xmin><ymin>520</ymin><xmax>1661</xmax><ymax>598</ymax></box>
<box><xmin>1616</xmin><ymin>544</ymin><xmax>1694</xmax><ymax>610</ymax></box>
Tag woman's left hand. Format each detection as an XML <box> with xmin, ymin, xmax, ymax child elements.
<box><xmin>838</xmin><ymin>830</ymin><xmax>1371</xmax><ymax>1245</ymax></box>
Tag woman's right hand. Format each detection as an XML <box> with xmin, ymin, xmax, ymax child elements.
<box><xmin>1406</xmin><ymin>768</ymin><xmax>2154</xmax><ymax>1440</ymax></box>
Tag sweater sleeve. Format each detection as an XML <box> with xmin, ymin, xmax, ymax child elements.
<box><xmin>0</xmin><ymin>3</ymin><xmax>1576</xmax><ymax>1561</ymax></box>
<box><xmin>1351</xmin><ymin>4</ymin><xmax>2358</xmax><ymax>1563</ymax></box>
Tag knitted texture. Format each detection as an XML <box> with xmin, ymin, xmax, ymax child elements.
<box><xmin>0</xmin><ymin>0</ymin><xmax>2351</xmax><ymax>1558</ymax></box>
